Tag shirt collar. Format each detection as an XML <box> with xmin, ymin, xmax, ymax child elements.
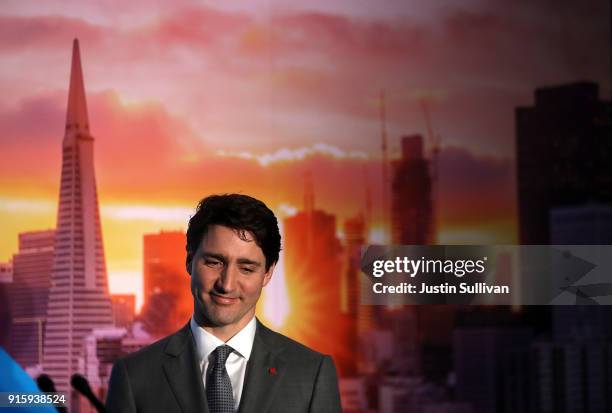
<box><xmin>190</xmin><ymin>315</ymin><xmax>257</xmax><ymax>364</ymax></box>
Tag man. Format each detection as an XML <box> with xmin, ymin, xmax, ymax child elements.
<box><xmin>106</xmin><ymin>194</ymin><xmax>342</xmax><ymax>413</ymax></box>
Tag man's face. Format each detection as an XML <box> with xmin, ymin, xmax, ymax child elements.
<box><xmin>187</xmin><ymin>224</ymin><xmax>274</xmax><ymax>331</ymax></box>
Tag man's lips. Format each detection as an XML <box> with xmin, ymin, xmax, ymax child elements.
<box><xmin>210</xmin><ymin>293</ymin><xmax>239</xmax><ymax>305</ymax></box>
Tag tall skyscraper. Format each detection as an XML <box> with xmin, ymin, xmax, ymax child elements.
<box><xmin>516</xmin><ymin>82</ymin><xmax>612</xmax><ymax>244</ymax></box>
<box><xmin>503</xmin><ymin>307</ymin><xmax>612</xmax><ymax>413</ymax></box>
<box><xmin>536</xmin><ymin>205</ymin><xmax>612</xmax><ymax>412</ymax></box>
<box><xmin>140</xmin><ymin>230</ymin><xmax>190</xmax><ymax>337</ymax></box>
<box><xmin>340</xmin><ymin>214</ymin><xmax>366</xmax><ymax>377</ymax></box>
<box><xmin>7</xmin><ymin>230</ymin><xmax>55</xmax><ymax>369</ymax></box>
<box><xmin>341</xmin><ymin>214</ymin><xmax>365</xmax><ymax>317</ymax></box>
<box><xmin>550</xmin><ymin>204</ymin><xmax>612</xmax><ymax>245</ymax></box>
<box><xmin>391</xmin><ymin>135</ymin><xmax>433</xmax><ymax>245</ymax></box>
<box><xmin>283</xmin><ymin>194</ymin><xmax>351</xmax><ymax>374</ymax></box>
<box><xmin>43</xmin><ymin>39</ymin><xmax>113</xmax><ymax>402</ymax></box>
<box><xmin>454</xmin><ymin>327</ymin><xmax>532</xmax><ymax>412</ymax></box>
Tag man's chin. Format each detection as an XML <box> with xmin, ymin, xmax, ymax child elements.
<box><xmin>202</xmin><ymin>309</ymin><xmax>240</xmax><ymax>328</ymax></box>
<box><xmin>195</xmin><ymin>299</ymin><xmax>239</xmax><ymax>325</ymax></box>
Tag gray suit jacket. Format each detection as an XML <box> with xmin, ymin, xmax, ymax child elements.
<box><xmin>106</xmin><ymin>319</ymin><xmax>342</xmax><ymax>412</ymax></box>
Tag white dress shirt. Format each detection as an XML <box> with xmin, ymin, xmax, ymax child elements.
<box><xmin>190</xmin><ymin>316</ymin><xmax>256</xmax><ymax>411</ymax></box>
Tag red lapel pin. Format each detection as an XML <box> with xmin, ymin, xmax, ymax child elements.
<box><xmin>268</xmin><ymin>367</ymin><xmax>277</xmax><ymax>376</ymax></box>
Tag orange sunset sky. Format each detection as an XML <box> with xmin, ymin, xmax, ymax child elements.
<box><xmin>1</xmin><ymin>1</ymin><xmax>609</xmax><ymax>310</ymax></box>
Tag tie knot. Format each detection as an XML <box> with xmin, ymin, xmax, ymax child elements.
<box><xmin>213</xmin><ymin>345</ymin><xmax>233</xmax><ymax>365</ymax></box>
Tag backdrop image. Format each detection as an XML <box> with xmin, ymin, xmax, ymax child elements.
<box><xmin>0</xmin><ymin>1</ymin><xmax>610</xmax><ymax>412</ymax></box>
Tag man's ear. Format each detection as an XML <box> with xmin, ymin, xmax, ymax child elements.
<box><xmin>262</xmin><ymin>262</ymin><xmax>276</xmax><ymax>287</ymax></box>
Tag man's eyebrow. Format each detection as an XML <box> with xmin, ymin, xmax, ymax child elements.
<box><xmin>201</xmin><ymin>253</ymin><xmax>261</xmax><ymax>267</ymax></box>
<box><xmin>236</xmin><ymin>258</ymin><xmax>261</xmax><ymax>267</ymax></box>
<box><xmin>201</xmin><ymin>252</ymin><xmax>226</xmax><ymax>261</ymax></box>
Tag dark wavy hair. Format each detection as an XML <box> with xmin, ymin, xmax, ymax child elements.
<box><xmin>186</xmin><ymin>194</ymin><xmax>281</xmax><ymax>271</ymax></box>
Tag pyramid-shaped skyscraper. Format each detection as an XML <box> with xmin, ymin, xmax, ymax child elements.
<box><xmin>43</xmin><ymin>39</ymin><xmax>113</xmax><ymax>401</ymax></box>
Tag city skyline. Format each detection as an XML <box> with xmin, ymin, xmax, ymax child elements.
<box><xmin>1</xmin><ymin>3</ymin><xmax>609</xmax><ymax>411</ymax></box>
<box><xmin>1</xmin><ymin>1</ymin><xmax>609</xmax><ymax>311</ymax></box>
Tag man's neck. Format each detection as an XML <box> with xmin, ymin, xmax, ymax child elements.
<box><xmin>193</xmin><ymin>313</ymin><xmax>255</xmax><ymax>342</ymax></box>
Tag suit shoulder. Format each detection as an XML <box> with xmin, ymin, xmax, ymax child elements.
<box><xmin>259</xmin><ymin>324</ymin><xmax>328</xmax><ymax>363</ymax></box>
<box><xmin>117</xmin><ymin>330</ymin><xmax>179</xmax><ymax>368</ymax></box>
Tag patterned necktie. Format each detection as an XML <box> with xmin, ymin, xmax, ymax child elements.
<box><xmin>206</xmin><ymin>345</ymin><xmax>235</xmax><ymax>413</ymax></box>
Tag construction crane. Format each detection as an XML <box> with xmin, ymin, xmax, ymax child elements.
<box><xmin>379</xmin><ymin>90</ymin><xmax>391</xmax><ymax>241</ymax></box>
<box><xmin>420</xmin><ymin>98</ymin><xmax>442</xmax><ymax>244</ymax></box>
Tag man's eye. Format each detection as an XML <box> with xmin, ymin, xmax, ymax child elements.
<box><xmin>205</xmin><ymin>260</ymin><xmax>221</xmax><ymax>267</ymax></box>
<box><xmin>241</xmin><ymin>267</ymin><xmax>255</xmax><ymax>274</ymax></box>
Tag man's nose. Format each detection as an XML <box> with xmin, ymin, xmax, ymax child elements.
<box><xmin>217</xmin><ymin>265</ymin><xmax>237</xmax><ymax>293</ymax></box>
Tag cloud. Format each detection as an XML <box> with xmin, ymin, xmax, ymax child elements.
<box><xmin>0</xmin><ymin>14</ymin><xmax>105</xmax><ymax>52</ymax></box>
<box><xmin>217</xmin><ymin>143</ymin><xmax>368</xmax><ymax>166</ymax></box>
<box><xmin>0</xmin><ymin>89</ymin><xmax>210</xmax><ymax>197</ymax></box>
<box><xmin>1</xmin><ymin>1</ymin><xmax>606</xmax><ymax>236</ymax></box>
<box><xmin>101</xmin><ymin>204</ymin><xmax>193</xmax><ymax>222</ymax></box>
<box><xmin>139</xmin><ymin>6</ymin><xmax>249</xmax><ymax>46</ymax></box>
<box><xmin>1</xmin><ymin>2</ymin><xmax>608</xmax><ymax>162</ymax></box>
<box><xmin>0</xmin><ymin>92</ymin><xmax>66</xmax><ymax>192</ymax></box>
<box><xmin>0</xmin><ymin>95</ymin><xmax>517</xmax><ymax>245</ymax></box>
<box><xmin>0</xmin><ymin>197</ymin><xmax>54</xmax><ymax>214</ymax></box>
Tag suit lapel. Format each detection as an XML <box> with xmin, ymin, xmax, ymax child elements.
<box><xmin>238</xmin><ymin>320</ymin><xmax>286</xmax><ymax>413</ymax></box>
<box><xmin>162</xmin><ymin>323</ymin><xmax>209</xmax><ymax>413</ymax></box>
